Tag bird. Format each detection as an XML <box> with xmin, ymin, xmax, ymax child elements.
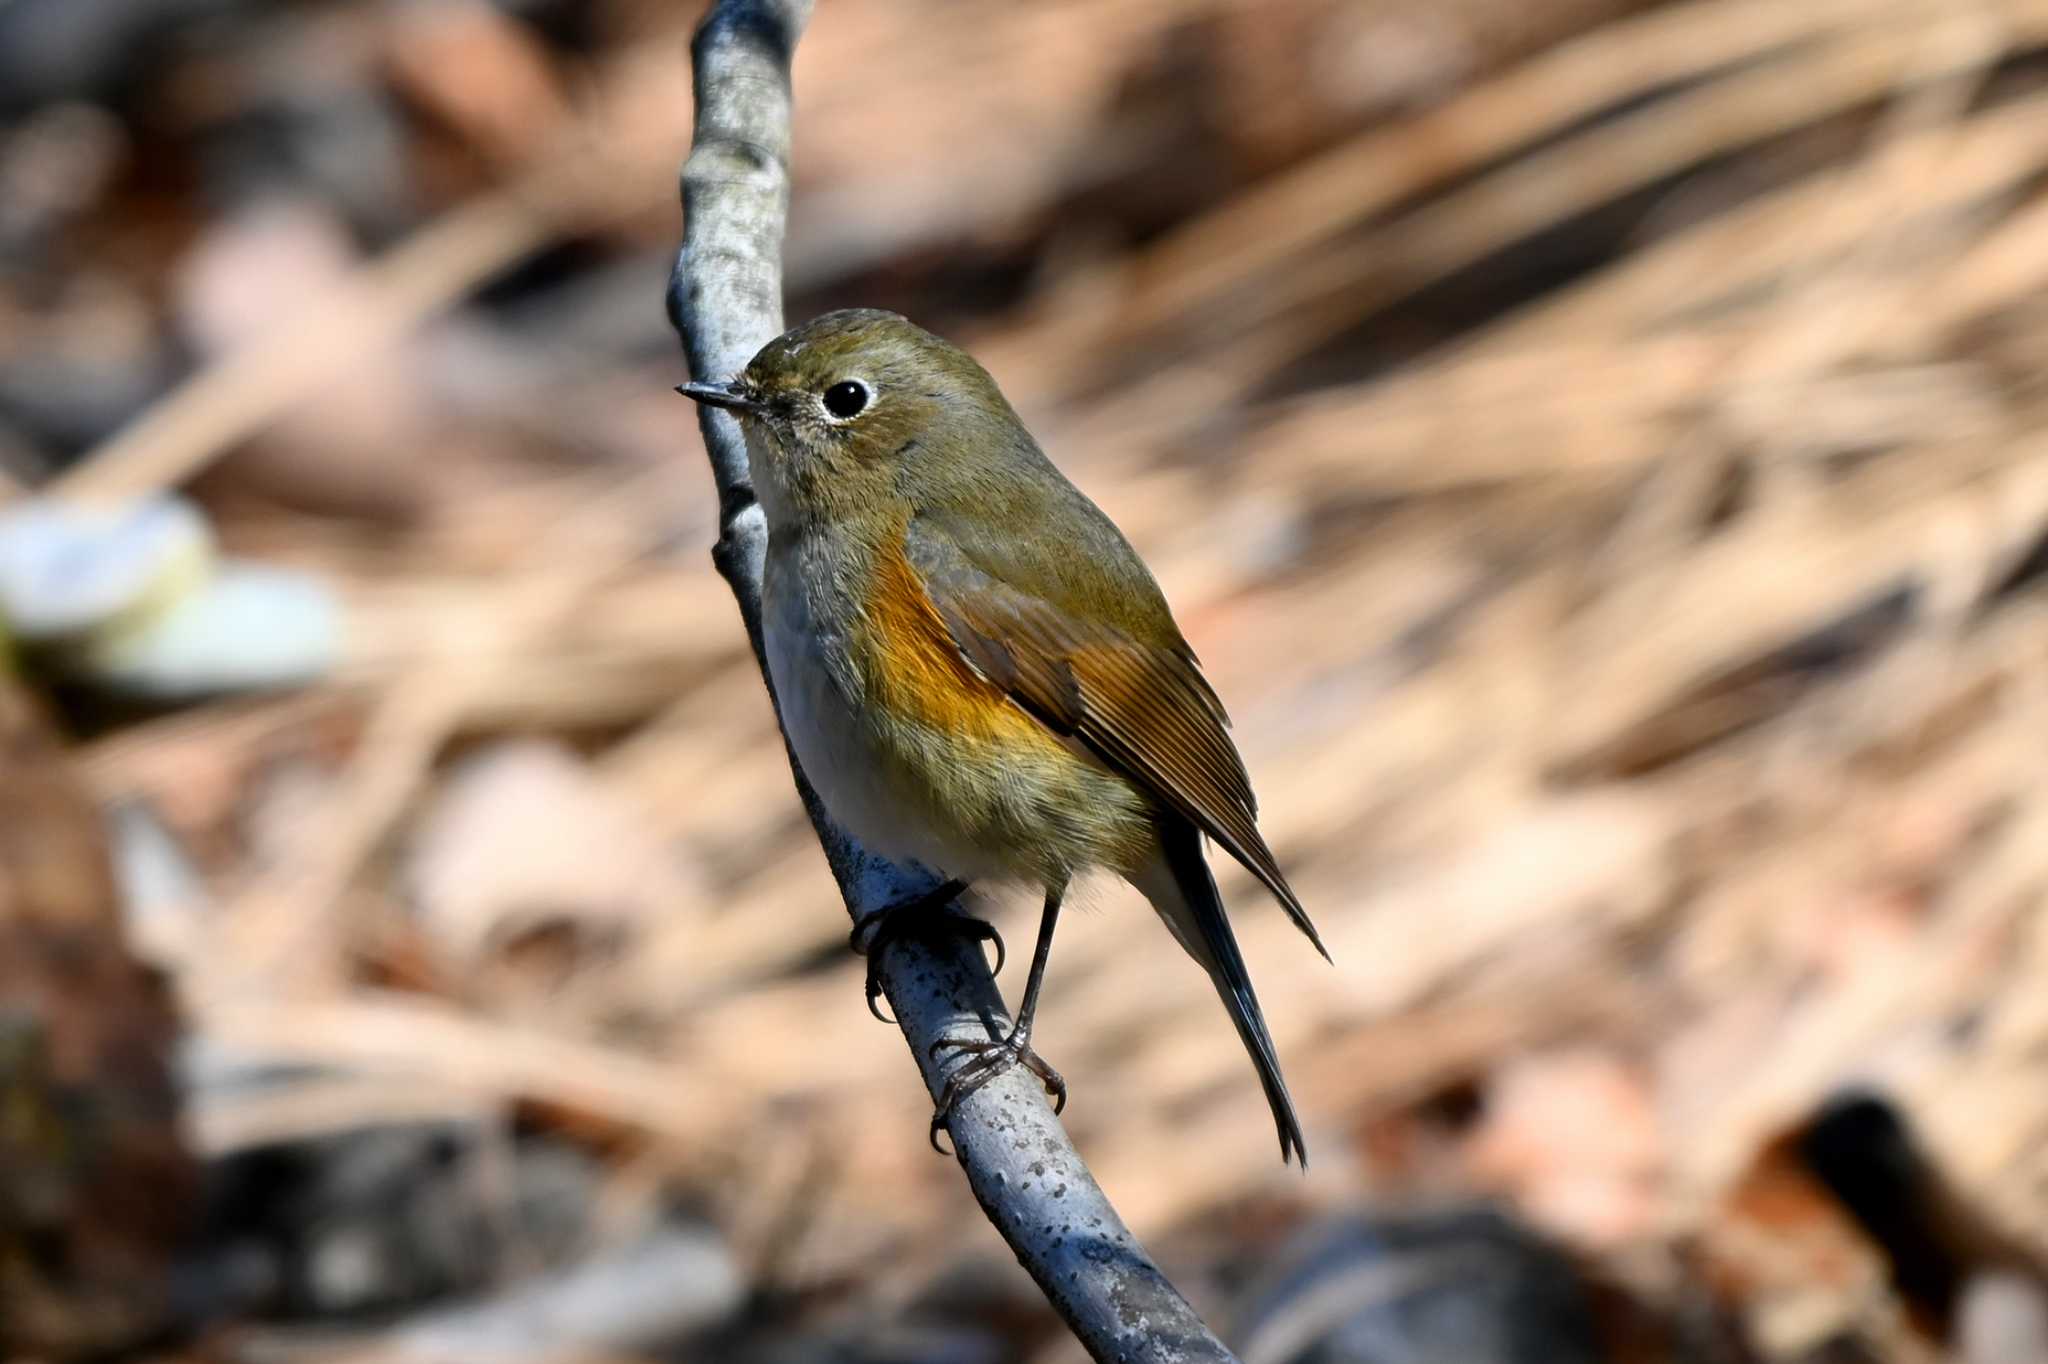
<box><xmin>681</xmin><ymin>309</ymin><xmax>1328</xmax><ymax>1165</ymax></box>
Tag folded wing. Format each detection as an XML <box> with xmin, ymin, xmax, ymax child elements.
<box><xmin>904</xmin><ymin>512</ymin><xmax>1328</xmax><ymax>960</ymax></box>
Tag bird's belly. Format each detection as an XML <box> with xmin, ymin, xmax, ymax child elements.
<box><xmin>765</xmin><ymin>585</ymin><xmax>901</xmax><ymax>839</ymax></box>
<box><xmin>761</xmin><ymin>572</ymin><xmax>1149</xmax><ymax>885</ymax></box>
<box><xmin>763</xmin><ymin>579</ymin><xmax>981</xmax><ymax>874</ymax></box>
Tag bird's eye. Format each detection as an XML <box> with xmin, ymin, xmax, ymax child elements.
<box><xmin>822</xmin><ymin>380</ymin><xmax>869</xmax><ymax>419</ymax></box>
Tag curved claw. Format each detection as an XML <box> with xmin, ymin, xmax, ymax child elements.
<box><xmin>851</xmin><ymin>908</ymin><xmax>899</xmax><ymax>1023</ymax></box>
<box><xmin>850</xmin><ymin>882</ymin><xmax>989</xmax><ymax>1025</ymax></box>
<box><xmin>928</xmin><ymin>1111</ymin><xmax>955</xmax><ymax>1156</ymax></box>
<box><xmin>970</xmin><ymin>918</ymin><xmax>1007</xmax><ymax>977</ymax></box>
<box><xmin>1017</xmin><ymin>1047</ymin><xmax>1067</xmax><ymax>1111</ymax></box>
<box><xmin>865</xmin><ymin>964</ymin><xmax>895</xmax><ymax>1025</ymax></box>
<box><xmin>921</xmin><ymin>1028</ymin><xmax>1067</xmax><ymax>1154</ymax></box>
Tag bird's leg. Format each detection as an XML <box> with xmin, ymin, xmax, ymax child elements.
<box><xmin>929</xmin><ymin>889</ymin><xmax>1067</xmax><ymax>1152</ymax></box>
<box><xmin>849</xmin><ymin>878</ymin><xmax>1004</xmax><ymax>1023</ymax></box>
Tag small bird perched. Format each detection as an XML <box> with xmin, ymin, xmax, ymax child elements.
<box><xmin>682</xmin><ymin>310</ymin><xmax>1328</xmax><ymax>1164</ymax></box>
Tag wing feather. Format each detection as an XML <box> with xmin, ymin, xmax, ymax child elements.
<box><xmin>907</xmin><ymin>516</ymin><xmax>1328</xmax><ymax>960</ymax></box>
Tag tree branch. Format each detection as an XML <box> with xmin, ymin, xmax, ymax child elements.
<box><xmin>666</xmin><ymin>2</ymin><xmax>1240</xmax><ymax>1359</ymax></box>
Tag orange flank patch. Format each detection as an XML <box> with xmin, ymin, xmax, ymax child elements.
<box><xmin>862</xmin><ymin>535</ymin><xmax>1049</xmax><ymax>747</ymax></box>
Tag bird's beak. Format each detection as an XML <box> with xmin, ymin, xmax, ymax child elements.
<box><xmin>676</xmin><ymin>379</ymin><xmax>762</xmax><ymax>414</ymax></box>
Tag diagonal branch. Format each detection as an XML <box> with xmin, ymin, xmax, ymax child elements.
<box><xmin>666</xmin><ymin>2</ymin><xmax>1240</xmax><ymax>1359</ymax></box>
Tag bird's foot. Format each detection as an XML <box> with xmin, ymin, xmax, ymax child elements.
<box><xmin>849</xmin><ymin>880</ymin><xmax>1002</xmax><ymax>1023</ymax></box>
<box><xmin>927</xmin><ymin>1027</ymin><xmax>1067</xmax><ymax>1153</ymax></box>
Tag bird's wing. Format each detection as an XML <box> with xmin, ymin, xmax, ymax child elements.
<box><xmin>904</xmin><ymin>513</ymin><xmax>1328</xmax><ymax>959</ymax></box>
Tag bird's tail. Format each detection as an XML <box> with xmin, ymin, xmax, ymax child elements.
<box><xmin>1138</xmin><ymin>816</ymin><xmax>1308</xmax><ymax>1167</ymax></box>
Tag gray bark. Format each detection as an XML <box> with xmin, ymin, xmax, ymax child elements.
<box><xmin>666</xmin><ymin>2</ymin><xmax>1241</xmax><ymax>1359</ymax></box>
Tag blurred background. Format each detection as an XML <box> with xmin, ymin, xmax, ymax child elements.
<box><xmin>4</xmin><ymin>0</ymin><xmax>2048</xmax><ymax>1360</ymax></box>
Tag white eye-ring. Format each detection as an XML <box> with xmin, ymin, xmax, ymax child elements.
<box><xmin>822</xmin><ymin>379</ymin><xmax>871</xmax><ymax>420</ymax></box>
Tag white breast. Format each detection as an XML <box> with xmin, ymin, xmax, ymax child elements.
<box><xmin>761</xmin><ymin>559</ymin><xmax>958</xmax><ymax>872</ymax></box>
